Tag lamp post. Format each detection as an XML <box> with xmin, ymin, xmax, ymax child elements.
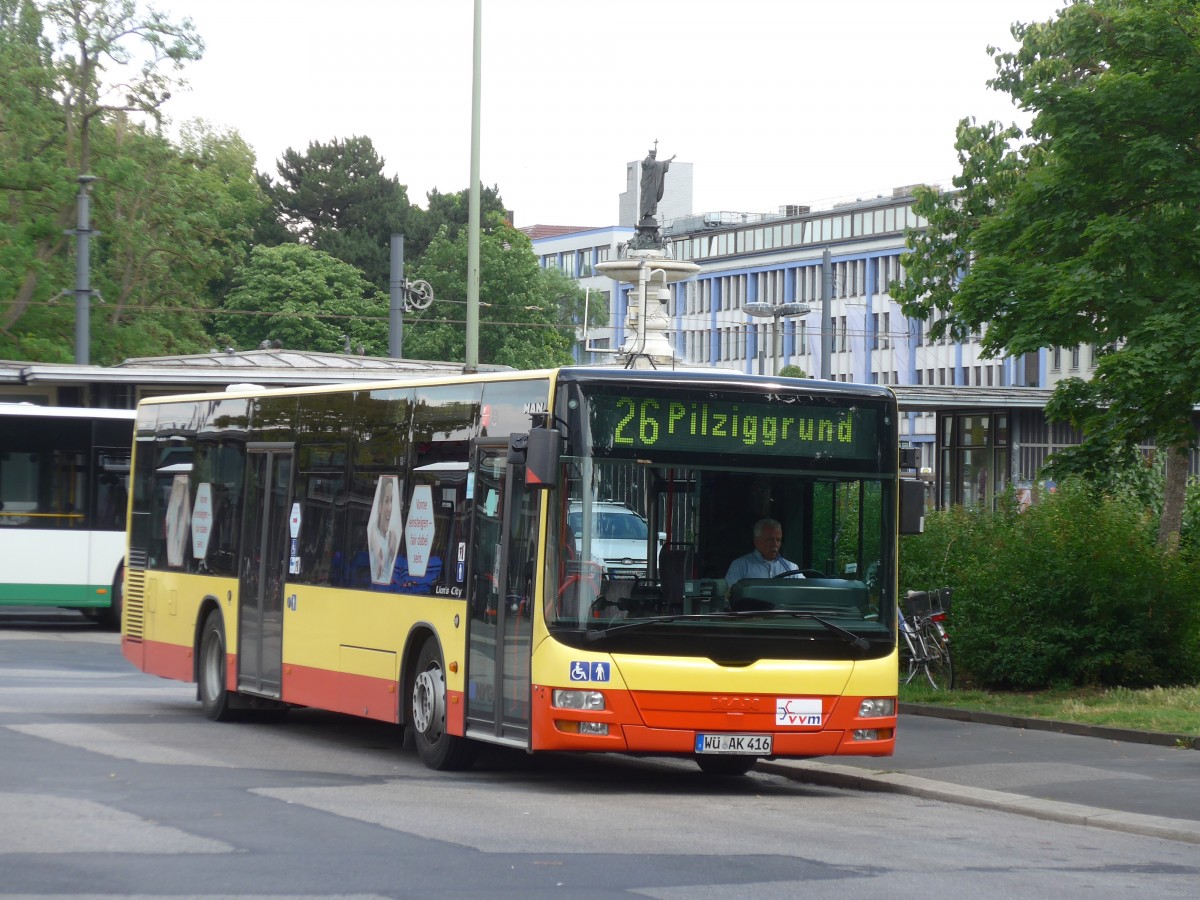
<box><xmin>744</xmin><ymin>301</ymin><xmax>809</xmax><ymax>375</ymax></box>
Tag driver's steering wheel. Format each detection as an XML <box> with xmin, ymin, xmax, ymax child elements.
<box><xmin>771</xmin><ymin>567</ymin><xmax>826</xmax><ymax>579</ymax></box>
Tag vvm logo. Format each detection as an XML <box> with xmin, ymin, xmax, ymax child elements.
<box><xmin>776</xmin><ymin>698</ymin><xmax>823</xmax><ymax>727</ymax></box>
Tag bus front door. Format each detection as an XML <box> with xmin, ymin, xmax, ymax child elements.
<box><xmin>236</xmin><ymin>444</ymin><xmax>293</xmax><ymax>698</ymax></box>
<box><xmin>465</xmin><ymin>443</ymin><xmax>537</xmax><ymax>746</ymax></box>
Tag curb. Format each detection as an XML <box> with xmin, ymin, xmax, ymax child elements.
<box><xmin>900</xmin><ymin>702</ymin><xmax>1198</xmax><ymax>750</ymax></box>
<box><xmin>757</xmin><ymin>758</ymin><xmax>1200</xmax><ymax>846</ymax></box>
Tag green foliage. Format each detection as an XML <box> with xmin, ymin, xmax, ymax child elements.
<box><xmin>43</xmin><ymin>0</ymin><xmax>204</xmax><ymax>171</ymax></box>
<box><xmin>1</xmin><ymin>4</ymin><xmax>589</xmax><ymax>367</ymax></box>
<box><xmin>404</xmin><ymin>220</ymin><xmax>588</xmax><ymax>369</ymax></box>
<box><xmin>894</xmin><ymin>0</ymin><xmax>1200</xmax><ymax>547</ymax></box>
<box><xmin>212</xmin><ymin>244</ymin><xmax>388</xmax><ymax>355</ymax></box>
<box><xmin>1</xmin><ymin>117</ymin><xmax>268</xmax><ymax>363</ymax></box>
<box><xmin>412</xmin><ymin>184</ymin><xmax>508</xmax><ymax>260</ymax></box>
<box><xmin>778</xmin><ymin>364</ymin><xmax>807</xmax><ymax>378</ymax></box>
<box><xmin>1</xmin><ymin>0</ymin><xmax>236</xmax><ymax>363</ymax></box>
<box><xmin>268</xmin><ymin>136</ymin><xmax>418</xmax><ymax>293</ymax></box>
<box><xmin>901</xmin><ymin>483</ymin><xmax>1200</xmax><ymax>689</ymax></box>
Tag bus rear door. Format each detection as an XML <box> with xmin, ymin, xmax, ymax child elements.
<box><xmin>236</xmin><ymin>444</ymin><xmax>294</xmax><ymax>699</ymax></box>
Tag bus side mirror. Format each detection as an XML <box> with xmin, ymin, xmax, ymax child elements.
<box><xmin>899</xmin><ymin>478</ymin><xmax>925</xmax><ymax>534</ymax></box>
<box><xmin>524</xmin><ymin>428</ymin><xmax>560</xmax><ymax>489</ymax></box>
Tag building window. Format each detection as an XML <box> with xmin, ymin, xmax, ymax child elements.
<box><xmin>939</xmin><ymin>412</ymin><xmax>1009</xmax><ymax>511</ymax></box>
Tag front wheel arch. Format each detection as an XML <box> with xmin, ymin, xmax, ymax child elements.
<box><xmin>408</xmin><ymin>635</ymin><xmax>476</xmax><ymax>771</ymax></box>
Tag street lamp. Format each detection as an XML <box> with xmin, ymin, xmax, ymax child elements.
<box><xmin>744</xmin><ymin>302</ymin><xmax>809</xmax><ymax>375</ymax></box>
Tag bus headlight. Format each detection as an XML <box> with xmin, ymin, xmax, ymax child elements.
<box><xmin>553</xmin><ymin>689</ymin><xmax>606</xmax><ymax>711</ymax></box>
<box><xmin>858</xmin><ymin>698</ymin><xmax>895</xmax><ymax>718</ymax></box>
<box><xmin>853</xmin><ymin>729</ymin><xmax>894</xmax><ymax>741</ymax></box>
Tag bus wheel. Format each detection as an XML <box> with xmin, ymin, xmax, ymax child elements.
<box><xmin>199</xmin><ymin>611</ymin><xmax>235</xmax><ymax>722</ymax></box>
<box><xmin>410</xmin><ymin>637</ymin><xmax>475</xmax><ymax>771</ymax></box>
<box><xmin>694</xmin><ymin>755</ymin><xmax>757</xmax><ymax>776</ymax></box>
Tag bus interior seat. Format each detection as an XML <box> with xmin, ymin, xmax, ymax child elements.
<box><xmin>658</xmin><ymin>545</ymin><xmax>693</xmax><ymax>610</ymax></box>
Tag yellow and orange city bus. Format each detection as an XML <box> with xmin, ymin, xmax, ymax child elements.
<box><xmin>122</xmin><ymin>367</ymin><xmax>913</xmax><ymax>774</ymax></box>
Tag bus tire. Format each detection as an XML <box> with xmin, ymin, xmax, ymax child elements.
<box><xmin>410</xmin><ymin>637</ymin><xmax>475</xmax><ymax>771</ymax></box>
<box><xmin>694</xmin><ymin>755</ymin><xmax>757</xmax><ymax>776</ymax></box>
<box><xmin>199</xmin><ymin>611</ymin><xmax>236</xmax><ymax>722</ymax></box>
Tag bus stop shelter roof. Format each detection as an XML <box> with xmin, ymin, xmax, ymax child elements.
<box><xmin>891</xmin><ymin>384</ymin><xmax>1056</xmax><ymax>412</ymax></box>
<box><xmin>3</xmin><ymin>349</ymin><xmax>509</xmax><ymax>387</ymax></box>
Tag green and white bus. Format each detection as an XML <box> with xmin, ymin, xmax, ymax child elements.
<box><xmin>0</xmin><ymin>404</ymin><xmax>134</xmax><ymax>625</ymax></box>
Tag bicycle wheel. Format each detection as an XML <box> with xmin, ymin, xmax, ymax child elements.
<box><xmin>918</xmin><ymin>621</ymin><xmax>954</xmax><ymax>690</ymax></box>
<box><xmin>897</xmin><ymin>619</ymin><xmax>922</xmax><ymax>685</ymax></box>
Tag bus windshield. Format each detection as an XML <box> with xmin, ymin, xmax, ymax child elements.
<box><xmin>546</xmin><ymin>378</ymin><xmax>897</xmax><ymax>656</ymax></box>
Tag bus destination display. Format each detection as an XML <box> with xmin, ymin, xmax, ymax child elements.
<box><xmin>589</xmin><ymin>393</ymin><xmax>878</xmax><ymax>460</ymax></box>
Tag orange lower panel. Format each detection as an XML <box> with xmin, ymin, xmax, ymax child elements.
<box><xmin>281</xmin><ymin>663</ymin><xmax>398</xmax><ymax>723</ymax></box>
<box><xmin>277</xmin><ymin>663</ymin><xmax>465</xmax><ymax>732</ymax></box>
<box><xmin>530</xmin><ymin>685</ymin><xmax>896</xmax><ymax>758</ymax></box>
<box><xmin>127</xmin><ymin>637</ymin><xmax>194</xmax><ymax>684</ymax></box>
<box><xmin>447</xmin><ymin>689</ymin><xmax>465</xmax><ymax>736</ymax></box>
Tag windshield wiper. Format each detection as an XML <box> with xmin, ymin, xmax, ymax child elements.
<box><xmin>584</xmin><ymin>609</ymin><xmax>871</xmax><ymax>650</ymax></box>
<box><xmin>584</xmin><ymin>612</ymin><xmax>727</xmax><ymax>641</ymax></box>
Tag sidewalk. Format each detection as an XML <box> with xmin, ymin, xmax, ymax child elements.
<box><xmin>759</xmin><ymin>705</ymin><xmax>1200</xmax><ymax>846</ymax></box>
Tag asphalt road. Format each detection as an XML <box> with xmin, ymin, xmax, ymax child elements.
<box><xmin>762</xmin><ymin>709</ymin><xmax>1200</xmax><ymax>845</ymax></box>
<box><xmin>2</xmin><ymin>607</ymin><xmax>1199</xmax><ymax>898</ymax></box>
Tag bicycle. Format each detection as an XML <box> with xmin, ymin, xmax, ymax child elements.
<box><xmin>898</xmin><ymin>588</ymin><xmax>954</xmax><ymax>690</ymax></box>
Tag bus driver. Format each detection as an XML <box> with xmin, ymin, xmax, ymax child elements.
<box><xmin>725</xmin><ymin>518</ymin><xmax>804</xmax><ymax>588</ymax></box>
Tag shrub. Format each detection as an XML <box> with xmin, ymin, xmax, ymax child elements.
<box><xmin>900</xmin><ymin>481</ymin><xmax>1200</xmax><ymax>690</ymax></box>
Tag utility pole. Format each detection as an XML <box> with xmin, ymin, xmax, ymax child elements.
<box><xmin>72</xmin><ymin>174</ymin><xmax>98</xmax><ymax>364</ymax></box>
<box><xmin>464</xmin><ymin>0</ymin><xmax>482</xmax><ymax>372</ymax></box>
<box><xmin>821</xmin><ymin>248</ymin><xmax>833</xmax><ymax>380</ymax></box>
<box><xmin>389</xmin><ymin>234</ymin><xmax>404</xmax><ymax>358</ymax></box>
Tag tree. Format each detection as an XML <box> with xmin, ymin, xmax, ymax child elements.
<box><xmin>411</xmin><ymin>184</ymin><xmax>508</xmax><ymax>259</ymax></box>
<box><xmin>1</xmin><ymin>0</ymin><xmax>205</xmax><ymax>356</ymax></box>
<box><xmin>894</xmin><ymin>0</ymin><xmax>1200</xmax><ymax>550</ymax></box>
<box><xmin>46</xmin><ymin>0</ymin><xmax>203</xmax><ymax>172</ymax></box>
<box><xmin>403</xmin><ymin>217</ymin><xmax>599</xmax><ymax>369</ymax></box>
<box><xmin>0</xmin><ymin>0</ymin><xmax>72</xmax><ymax>337</ymax></box>
<box><xmin>212</xmin><ymin>243</ymin><xmax>389</xmax><ymax>355</ymax></box>
<box><xmin>268</xmin><ymin>136</ymin><xmax>418</xmax><ymax>293</ymax></box>
<box><xmin>2</xmin><ymin>113</ymin><xmax>269</xmax><ymax>362</ymax></box>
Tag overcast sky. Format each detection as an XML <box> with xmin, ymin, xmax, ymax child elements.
<box><xmin>156</xmin><ymin>0</ymin><xmax>1066</xmax><ymax>227</ymax></box>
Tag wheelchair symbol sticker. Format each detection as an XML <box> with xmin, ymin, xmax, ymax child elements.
<box><xmin>569</xmin><ymin>661</ymin><xmax>610</xmax><ymax>682</ymax></box>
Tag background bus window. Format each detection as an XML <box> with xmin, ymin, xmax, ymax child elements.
<box><xmin>0</xmin><ymin>424</ymin><xmax>89</xmax><ymax>529</ymax></box>
<box><xmin>94</xmin><ymin>452</ymin><xmax>130</xmax><ymax>531</ymax></box>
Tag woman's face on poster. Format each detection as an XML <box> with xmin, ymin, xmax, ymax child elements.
<box><xmin>379</xmin><ymin>482</ymin><xmax>393</xmax><ymax>524</ymax></box>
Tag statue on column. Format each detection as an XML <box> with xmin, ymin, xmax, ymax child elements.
<box><xmin>638</xmin><ymin>145</ymin><xmax>676</xmax><ymax>225</ymax></box>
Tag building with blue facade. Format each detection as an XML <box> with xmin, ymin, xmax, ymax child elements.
<box><xmin>528</xmin><ymin>174</ymin><xmax>1199</xmax><ymax>508</ymax></box>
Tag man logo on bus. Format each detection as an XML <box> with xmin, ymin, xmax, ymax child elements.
<box><xmin>776</xmin><ymin>698</ymin><xmax>823</xmax><ymax>726</ymax></box>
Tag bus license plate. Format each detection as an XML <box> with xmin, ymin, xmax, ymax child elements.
<box><xmin>695</xmin><ymin>733</ymin><xmax>772</xmax><ymax>755</ymax></box>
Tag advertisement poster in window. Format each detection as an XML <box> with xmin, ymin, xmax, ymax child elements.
<box><xmin>368</xmin><ymin>475</ymin><xmax>402</xmax><ymax>585</ymax></box>
<box><xmin>165</xmin><ymin>475</ymin><xmax>189</xmax><ymax>568</ymax></box>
